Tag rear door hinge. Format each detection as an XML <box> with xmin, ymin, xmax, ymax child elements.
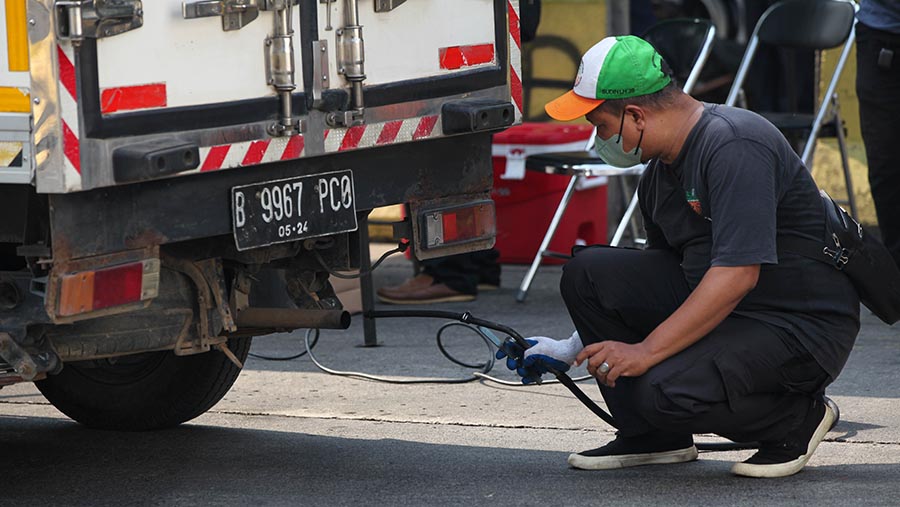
<box><xmin>55</xmin><ymin>0</ymin><xmax>144</xmax><ymax>44</ymax></box>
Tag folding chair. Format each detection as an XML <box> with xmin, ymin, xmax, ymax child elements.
<box><xmin>725</xmin><ymin>0</ymin><xmax>858</xmax><ymax>217</ymax></box>
<box><xmin>516</xmin><ymin>19</ymin><xmax>716</xmax><ymax>302</ymax></box>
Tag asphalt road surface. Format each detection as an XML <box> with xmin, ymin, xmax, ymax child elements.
<box><xmin>2</xmin><ymin>254</ymin><xmax>899</xmax><ymax>506</ymax></box>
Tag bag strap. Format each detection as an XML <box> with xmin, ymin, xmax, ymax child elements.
<box><xmin>778</xmin><ymin>235</ymin><xmax>851</xmax><ymax>271</ymax></box>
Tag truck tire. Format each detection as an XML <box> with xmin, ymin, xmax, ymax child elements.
<box><xmin>35</xmin><ymin>337</ymin><xmax>251</xmax><ymax>431</ymax></box>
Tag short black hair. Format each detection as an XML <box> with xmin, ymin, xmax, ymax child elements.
<box><xmin>599</xmin><ymin>80</ymin><xmax>682</xmax><ymax>117</ymax></box>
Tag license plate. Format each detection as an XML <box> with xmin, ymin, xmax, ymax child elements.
<box><xmin>232</xmin><ymin>170</ymin><xmax>358</xmax><ymax>251</ymax></box>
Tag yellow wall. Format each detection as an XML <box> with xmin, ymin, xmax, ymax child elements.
<box><xmin>813</xmin><ymin>45</ymin><xmax>874</xmax><ymax>224</ymax></box>
<box><xmin>526</xmin><ymin>0</ymin><xmax>606</xmax><ymax>121</ymax></box>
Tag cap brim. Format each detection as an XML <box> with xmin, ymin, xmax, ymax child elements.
<box><xmin>545</xmin><ymin>90</ymin><xmax>605</xmax><ymax>121</ymax></box>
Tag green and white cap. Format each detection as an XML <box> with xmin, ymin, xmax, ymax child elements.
<box><xmin>545</xmin><ymin>35</ymin><xmax>671</xmax><ymax>121</ymax></box>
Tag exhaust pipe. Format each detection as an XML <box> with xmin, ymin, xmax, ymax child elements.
<box><xmin>235</xmin><ymin>308</ymin><xmax>351</xmax><ymax>330</ymax></box>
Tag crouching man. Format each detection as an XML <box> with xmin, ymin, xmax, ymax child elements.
<box><xmin>504</xmin><ymin>36</ymin><xmax>860</xmax><ymax>478</ymax></box>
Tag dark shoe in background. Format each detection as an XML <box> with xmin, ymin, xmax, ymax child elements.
<box><xmin>377</xmin><ymin>274</ymin><xmax>476</xmax><ymax>305</ymax></box>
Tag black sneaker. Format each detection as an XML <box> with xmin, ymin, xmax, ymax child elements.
<box><xmin>568</xmin><ymin>432</ymin><xmax>698</xmax><ymax>470</ymax></box>
<box><xmin>731</xmin><ymin>400</ymin><xmax>835</xmax><ymax>478</ymax></box>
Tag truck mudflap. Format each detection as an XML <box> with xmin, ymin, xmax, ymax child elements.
<box><xmin>15</xmin><ymin>0</ymin><xmax>523</xmax><ymax>193</ymax></box>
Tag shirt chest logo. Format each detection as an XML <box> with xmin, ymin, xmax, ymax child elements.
<box><xmin>686</xmin><ymin>188</ymin><xmax>703</xmax><ymax>215</ymax></box>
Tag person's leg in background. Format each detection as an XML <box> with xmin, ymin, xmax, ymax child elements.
<box><xmin>376</xmin><ymin>249</ymin><xmax>501</xmax><ymax>304</ymax></box>
<box><xmin>629</xmin><ymin>0</ymin><xmax>656</xmax><ymax>36</ymax></box>
<box><xmin>857</xmin><ymin>23</ymin><xmax>900</xmax><ymax>268</ymax></box>
<box><xmin>743</xmin><ymin>0</ymin><xmax>815</xmax><ymax>126</ymax></box>
<box><xmin>471</xmin><ymin>248</ymin><xmax>501</xmax><ymax>290</ymax></box>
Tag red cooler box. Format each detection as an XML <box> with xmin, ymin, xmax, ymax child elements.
<box><xmin>492</xmin><ymin>123</ymin><xmax>607</xmax><ymax>265</ymax></box>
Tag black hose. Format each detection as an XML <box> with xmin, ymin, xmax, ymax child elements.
<box><xmin>248</xmin><ymin>329</ymin><xmax>320</xmax><ymax>360</ymax></box>
<box><xmin>252</xmin><ymin>308</ymin><xmax>762</xmax><ymax>452</ymax></box>
<box><xmin>369</xmin><ymin>309</ymin><xmax>619</xmax><ymax>428</ymax></box>
<box><xmin>368</xmin><ymin>309</ymin><xmax>764</xmax><ymax>452</ymax></box>
<box><xmin>303</xmin><ymin>322</ymin><xmax>496</xmax><ymax>384</ymax></box>
<box><xmin>313</xmin><ymin>242</ymin><xmax>407</xmax><ymax>280</ymax></box>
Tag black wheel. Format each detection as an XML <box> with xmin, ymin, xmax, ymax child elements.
<box><xmin>36</xmin><ymin>337</ymin><xmax>251</xmax><ymax>430</ymax></box>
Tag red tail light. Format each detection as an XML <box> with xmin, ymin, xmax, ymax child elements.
<box><xmin>58</xmin><ymin>259</ymin><xmax>160</xmax><ymax>317</ymax></box>
<box><xmin>422</xmin><ymin>200</ymin><xmax>496</xmax><ymax>249</ymax></box>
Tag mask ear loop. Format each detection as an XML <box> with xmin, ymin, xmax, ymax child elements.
<box><xmin>618</xmin><ymin>110</ymin><xmax>644</xmax><ymax>155</ymax></box>
<box><xmin>633</xmin><ymin>128</ymin><xmax>644</xmax><ymax>155</ymax></box>
<box><xmin>615</xmin><ymin>111</ymin><xmax>626</xmax><ymax>143</ymax></box>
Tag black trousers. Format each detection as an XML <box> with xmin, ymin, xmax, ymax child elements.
<box><xmin>857</xmin><ymin>23</ymin><xmax>900</xmax><ymax>268</ymax></box>
<box><xmin>560</xmin><ymin>247</ymin><xmax>830</xmax><ymax>444</ymax></box>
<box><xmin>421</xmin><ymin>249</ymin><xmax>501</xmax><ymax>295</ymax></box>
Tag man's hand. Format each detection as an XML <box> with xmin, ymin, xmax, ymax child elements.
<box><xmin>574</xmin><ymin>265</ymin><xmax>760</xmax><ymax>388</ymax></box>
<box><xmin>574</xmin><ymin>341</ymin><xmax>652</xmax><ymax>388</ymax></box>
<box><xmin>495</xmin><ymin>332</ymin><xmax>583</xmax><ymax>384</ymax></box>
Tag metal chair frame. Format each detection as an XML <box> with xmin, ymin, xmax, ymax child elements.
<box><xmin>725</xmin><ymin>0</ymin><xmax>858</xmax><ymax>216</ymax></box>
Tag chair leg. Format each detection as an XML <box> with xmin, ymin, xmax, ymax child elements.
<box><xmin>611</xmin><ymin>185</ymin><xmax>641</xmax><ymax>247</ymax></box>
<box><xmin>516</xmin><ymin>175</ymin><xmax>578</xmax><ymax>303</ymax></box>
<box><xmin>619</xmin><ymin>176</ymin><xmax>641</xmax><ymax>244</ymax></box>
<box><xmin>833</xmin><ymin>99</ymin><xmax>858</xmax><ymax>218</ymax></box>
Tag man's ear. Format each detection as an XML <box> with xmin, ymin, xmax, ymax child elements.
<box><xmin>624</xmin><ymin>105</ymin><xmax>646</xmax><ymax>129</ymax></box>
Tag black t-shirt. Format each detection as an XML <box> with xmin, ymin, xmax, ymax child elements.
<box><xmin>638</xmin><ymin>103</ymin><xmax>860</xmax><ymax>379</ymax></box>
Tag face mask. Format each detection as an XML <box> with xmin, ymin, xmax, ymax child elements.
<box><xmin>592</xmin><ymin>111</ymin><xmax>644</xmax><ymax>168</ymax></box>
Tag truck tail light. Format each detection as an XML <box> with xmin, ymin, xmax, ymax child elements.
<box><xmin>58</xmin><ymin>260</ymin><xmax>160</xmax><ymax>317</ymax></box>
<box><xmin>422</xmin><ymin>200</ymin><xmax>496</xmax><ymax>249</ymax></box>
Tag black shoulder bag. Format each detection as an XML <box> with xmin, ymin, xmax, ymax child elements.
<box><xmin>780</xmin><ymin>191</ymin><xmax>900</xmax><ymax>325</ymax></box>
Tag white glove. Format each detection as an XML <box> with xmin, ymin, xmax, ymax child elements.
<box><xmin>523</xmin><ymin>331</ymin><xmax>584</xmax><ymax>366</ymax></box>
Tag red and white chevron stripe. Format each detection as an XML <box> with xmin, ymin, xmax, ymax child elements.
<box><xmin>57</xmin><ymin>43</ymin><xmax>83</xmax><ymax>191</ymax></box>
<box><xmin>508</xmin><ymin>0</ymin><xmax>523</xmax><ymax>123</ymax></box>
<box><xmin>196</xmin><ymin>115</ymin><xmax>440</xmax><ymax>172</ymax></box>
<box><xmin>324</xmin><ymin>115</ymin><xmax>440</xmax><ymax>153</ymax></box>
<box><xmin>198</xmin><ymin>135</ymin><xmax>306</xmax><ymax>172</ymax></box>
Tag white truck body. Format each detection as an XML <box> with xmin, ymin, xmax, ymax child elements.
<box><xmin>1</xmin><ymin>0</ymin><xmax>522</xmax><ymax>193</ymax></box>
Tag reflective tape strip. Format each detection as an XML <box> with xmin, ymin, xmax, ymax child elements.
<box><xmin>100</xmin><ymin>83</ymin><xmax>167</xmax><ymax>114</ymax></box>
<box><xmin>376</xmin><ymin>120</ymin><xmax>403</xmax><ymax>145</ymax></box>
<box><xmin>279</xmin><ymin>135</ymin><xmax>304</xmax><ymax>161</ymax></box>
<box><xmin>57</xmin><ymin>44</ymin><xmax>81</xmax><ymax>185</ymax></box>
<box><xmin>61</xmin><ymin>120</ymin><xmax>80</xmax><ymax>173</ymax></box>
<box><xmin>0</xmin><ymin>141</ymin><xmax>22</xmax><ymax>166</ymax></box>
<box><xmin>338</xmin><ymin>125</ymin><xmax>366</xmax><ymax>151</ymax></box>
<box><xmin>200</xmin><ymin>145</ymin><xmax>230</xmax><ymax>172</ymax></box>
<box><xmin>326</xmin><ymin>115</ymin><xmax>440</xmax><ymax>153</ymax></box>
<box><xmin>0</xmin><ymin>86</ymin><xmax>29</xmax><ymax>112</ymax></box>
<box><xmin>196</xmin><ymin>136</ymin><xmax>307</xmax><ymax>172</ymax></box>
<box><xmin>412</xmin><ymin>116</ymin><xmax>439</xmax><ymax>140</ymax></box>
<box><xmin>194</xmin><ymin>114</ymin><xmax>441</xmax><ymax>171</ymax></box>
<box><xmin>57</xmin><ymin>45</ymin><xmax>77</xmax><ymax>100</ymax></box>
<box><xmin>241</xmin><ymin>140</ymin><xmax>270</xmax><ymax>166</ymax></box>
<box><xmin>220</xmin><ymin>140</ymin><xmax>251</xmax><ymax>168</ymax></box>
<box><xmin>5</xmin><ymin>0</ymin><xmax>28</xmax><ymax>72</ymax></box>
<box><xmin>439</xmin><ymin>43</ymin><xmax>496</xmax><ymax>70</ymax></box>
<box><xmin>508</xmin><ymin>0</ymin><xmax>523</xmax><ymax>122</ymax></box>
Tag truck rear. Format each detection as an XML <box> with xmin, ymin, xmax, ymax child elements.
<box><xmin>0</xmin><ymin>0</ymin><xmax>521</xmax><ymax>429</ymax></box>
